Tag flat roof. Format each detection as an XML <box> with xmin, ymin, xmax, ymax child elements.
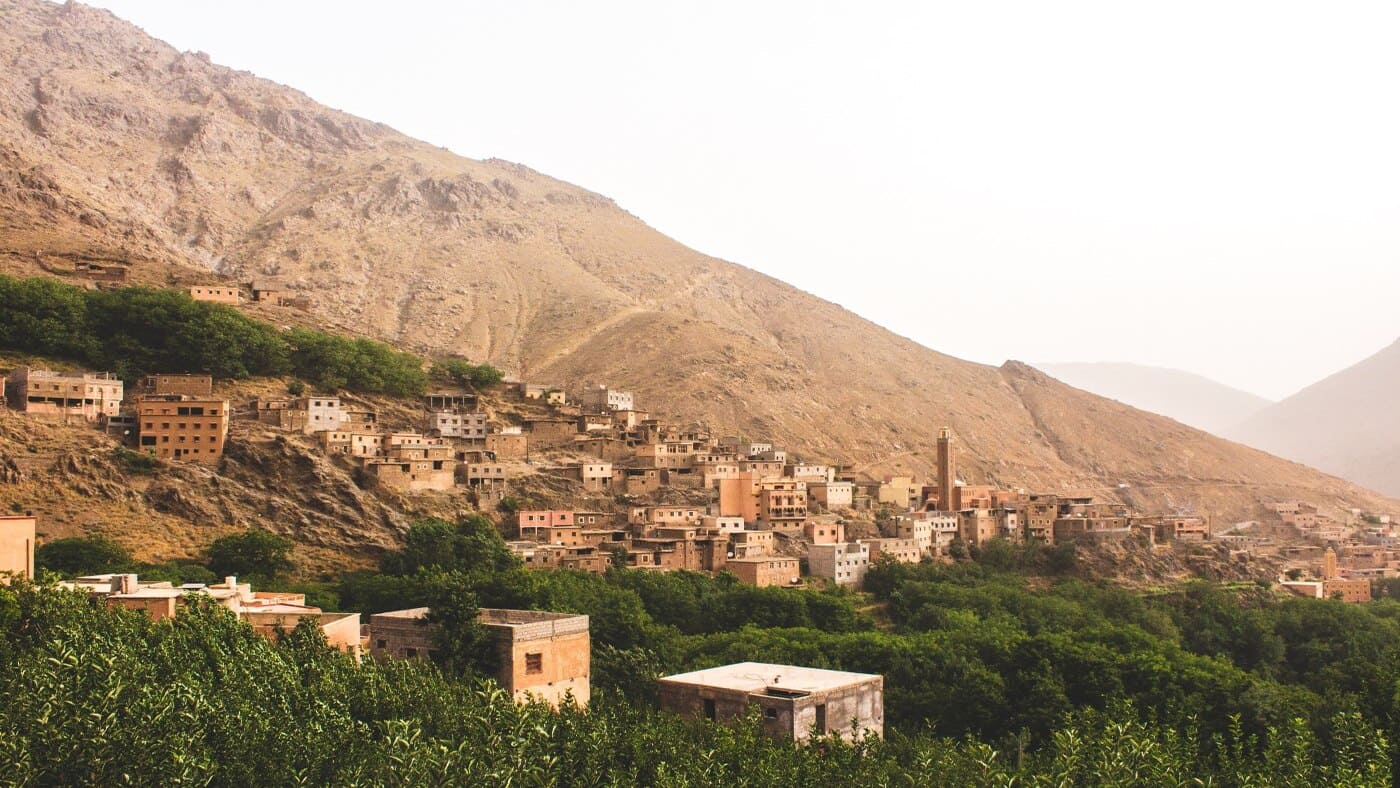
<box><xmin>660</xmin><ymin>662</ymin><xmax>880</xmax><ymax>693</ymax></box>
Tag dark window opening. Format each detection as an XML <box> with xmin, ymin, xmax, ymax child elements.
<box><xmin>704</xmin><ymin>698</ymin><xmax>716</xmax><ymax>720</ymax></box>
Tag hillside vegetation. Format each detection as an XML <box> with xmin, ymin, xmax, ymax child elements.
<box><xmin>7</xmin><ymin>522</ymin><xmax>1400</xmax><ymax>785</ymax></box>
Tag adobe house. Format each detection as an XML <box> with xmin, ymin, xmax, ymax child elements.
<box><xmin>137</xmin><ymin>374</ymin><xmax>214</xmax><ymax>398</ymax></box>
<box><xmin>725</xmin><ymin>556</ymin><xmax>800</xmax><ymax>588</ymax></box>
<box><xmin>188</xmin><ymin>285</ymin><xmax>241</xmax><ymax>304</ymax></box>
<box><xmin>73</xmin><ymin>261</ymin><xmax>128</xmax><ymax>283</ymax></box>
<box><xmin>525</xmin><ymin>418</ymin><xmax>578</xmax><ymax>449</ymax></box>
<box><xmin>368</xmin><ymin>608</ymin><xmax>590</xmax><ymax>708</ymax></box>
<box><xmin>249</xmin><ymin>280</ymin><xmax>288</xmax><ymax>304</ymax></box>
<box><xmin>362</xmin><ymin>443</ymin><xmax>456</xmax><ymax>492</ymax></box>
<box><xmin>0</xmin><ymin>515</ymin><xmax>36</xmax><ymax>583</ymax></box>
<box><xmin>658</xmin><ymin>662</ymin><xmax>883</xmax><ymax>742</ymax></box>
<box><xmin>485</xmin><ymin>432</ymin><xmax>528</xmax><ymax>460</ymax></box>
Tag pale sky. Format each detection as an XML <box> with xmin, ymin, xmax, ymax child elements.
<box><xmin>85</xmin><ymin>1</ymin><xmax>1400</xmax><ymax>400</ymax></box>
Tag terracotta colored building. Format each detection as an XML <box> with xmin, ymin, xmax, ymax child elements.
<box><xmin>726</xmin><ymin>556</ymin><xmax>800</xmax><ymax>588</ymax></box>
<box><xmin>137</xmin><ymin>397</ymin><xmax>230</xmax><ymax>462</ymax></box>
<box><xmin>188</xmin><ymin>285</ymin><xmax>241</xmax><ymax>304</ymax></box>
<box><xmin>369</xmin><ymin>607</ymin><xmax>591</xmax><ymax>708</ymax></box>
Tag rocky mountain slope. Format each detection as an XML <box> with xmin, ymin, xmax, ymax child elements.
<box><xmin>1034</xmin><ymin>362</ymin><xmax>1272</xmax><ymax>436</ymax></box>
<box><xmin>0</xmin><ymin>0</ymin><xmax>1395</xmax><ymax>525</ymax></box>
<box><xmin>1229</xmin><ymin>339</ymin><xmax>1400</xmax><ymax>497</ymax></box>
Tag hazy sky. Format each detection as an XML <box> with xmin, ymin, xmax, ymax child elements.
<box><xmin>85</xmin><ymin>1</ymin><xmax>1400</xmax><ymax>400</ymax></box>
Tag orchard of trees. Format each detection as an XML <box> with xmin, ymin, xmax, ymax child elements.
<box><xmin>0</xmin><ymin>577</ymin><xmax>1390</xmax><ymax>785</ymax></box>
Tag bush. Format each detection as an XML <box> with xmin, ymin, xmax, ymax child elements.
<box><xmin>35</xmin><ymin>536</ymin><xmax>133</xmax><ymax>578</ymax></box>
<box><xmin>207</xmin><ymin>528</ymin><xmax>294</xmax><ymax>583</ymax></box>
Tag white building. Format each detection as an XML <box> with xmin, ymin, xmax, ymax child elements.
<box><xmin>808</xmin><ymin>542</ymin><xmax>871</xmax><ymax>588</ymax></box>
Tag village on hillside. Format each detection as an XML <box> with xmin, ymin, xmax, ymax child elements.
<box><xmin>0</xmin><ymin>279</ymin><xmax>1392</xmax><ymax>733</ymax></box>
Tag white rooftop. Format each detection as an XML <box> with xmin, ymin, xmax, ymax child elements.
<box><xmin>660</xmin><ymin>662</ymin><xmax>879</xmax><ymax>693</ymax></box>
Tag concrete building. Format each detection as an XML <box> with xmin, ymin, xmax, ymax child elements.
<box><xmin>808</xmin><ymin>542</ymin><xmax>871</xmax><ymax>588</ymax></box>
<box><xmin>6</xmin><ymin>368</ymin><xmax>123</xmax><ymax>422</ymax></box>
<box><xmin>808</xmin><ymin>481</ymin><xmax>854</xmax><ymax>510</ymax></box>
<box><xmin>729</xmin><ymin>529</ymin><xmax>776</xmax><ymax>558</ymax></box>
<box><xmin>298</xmin><ymin>396</ymin><xmax>348</xmax><ymax>435</ymax></box>
<box><xmin>369</xmin><ymin>607</ymin><xmax>591</xmax><ymax>708</ymax></box>
<box><xmin>187</xmin><ymin>285</ymin><xmax>241</xmax><ymax>304</ymax></box>
<box><xmin>865</xmin><ymin>538</ymin><xmax>922</xmax><ymax>565</ymax></box>
<box><xmin>658</xmin><ymin>662</ymin><xmax>883</xmax><ymax>741</ymax></box>
<box><xmin>725</xmin><ymin>556</ymin><xmax>800</xmax><ymax>588</ymax></box>
<box><xmin>0</xmin><ymin>515</ymin><xmax>36</xmax><ymax>582</ymax></box>
<box><xmin>757</xmin><ymin>480</ymin><xmax>808</xmax><ymax>532</ymax></box>
<box><xmin>430</xmin><ymin>410</ymin><xmax>489</xmax><ymax>440</ymax></box>
<box><xmin>804</xmin><ymin>521</ymin><xmax>845</xmax><ymax>544</ymax></box>
<box><xmin>137</xmin><ymin>397</ymin><xmax>230</xmax><ymax>462</ymax></box>
<box><xmin>580</xmin><ymin>385</ymin><xmax>634</xmax><ymax>413</ymax></box>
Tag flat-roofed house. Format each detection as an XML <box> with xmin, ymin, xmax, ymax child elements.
<box><xmin>658</xmin><ymin>662</ymin><xmax>883</xmax><ymax>741</ymax></box>
<box><xmin>725</xmin><ymin>556</ymin><xmax>800</xmax><ymax>588</ymax></box>
<box><xmin>6</xmin><ymin>367</ymin><xmax>123</xmax><ymax>422</ymax></box>
<box><xmin>137</xmin><ymin>397</ymin><xmax>230</xmax><ymax>462</ymax></box>
<box><xmin>369</xmin><ymin>607</ymin><xmax>590</xmax><ymax>708</ymax></box>
<box><xmin>188</xmin><ymin>285</ymin><xmax>241</xmax><ymax>304</ymax></box>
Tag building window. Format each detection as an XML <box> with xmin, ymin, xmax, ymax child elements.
<box><xmin>525</xmin><ymin>652</ymin><xmax>543</xmax><ymax>674</ymax></box>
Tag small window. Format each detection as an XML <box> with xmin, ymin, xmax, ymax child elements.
<box><xmin>404</xmin><ymin>648</ymin><xmax>418</xmax><ymax>658</ymax></box>
<box><xmin>526</xmin><ymin>652</ymin><xmax>543</xmax><ymax>674</ymax></box>
<box><xmin>704</xmin><ymin>698</ymin><xmax>716</xmax><ymax>720</ymax></box>
<box><xmin>764</xmin><ymin>707</ymin><xmax>778</xmax><ymax>720</ymax></box>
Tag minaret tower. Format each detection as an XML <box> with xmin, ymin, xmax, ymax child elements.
<box><xmin>936</xmin><ymin>427</ymin><xmax>955</xmax><ymax>511</ymax></box>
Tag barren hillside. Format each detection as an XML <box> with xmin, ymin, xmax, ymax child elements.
<box><xmin>0</xmin><ymin>0</ymin><xmax>1395</xmax><ymax>524</ymax></box>
<box><xmin>1230</xmin><ymin>339</ymin><xmax>1400</xmax><ymax>497</ymax></box>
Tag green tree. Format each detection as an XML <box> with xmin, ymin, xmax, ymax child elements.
<box><xmin>207</xmin><ymin>528</ymin><xmax>294</xmax><ymax>583</ymax></box>
<box><xmin>36</xmin><ymin>536</ymin><xmax>133</xmax><ymax>577</ymax></box>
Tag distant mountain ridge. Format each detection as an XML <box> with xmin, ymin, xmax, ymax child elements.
<box><xmin>1228</xmin><ymin>339</ymin><xmax>1400</xmax><ymax>497</ymax></box>
<box><xmin>1033</xmin><ymin>362</ymin><xmax>1272</xmax><ymax>436</ymax></box>
<box><xmin>0</xmin><ymin>0</ymin><xmax>1395</xmax><ymax>529</ymax></box>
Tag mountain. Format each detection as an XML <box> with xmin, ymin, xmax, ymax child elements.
<box><xmin>1034</xmin><ymin>362</ymin><xmax>1272</xmax><ymax>436</ymax></box>
<box><xmin>0</xmin><ymin>0</ymin><xmax>1395</xmax><ymax>525</ymax></box>
<box><xmin>1229</xmin><ymin>339</ymin><xmax>1400</xmax><ymax>497</ymax></box>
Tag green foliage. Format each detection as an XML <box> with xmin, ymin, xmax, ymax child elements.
<box><xmin>434</xmin><ymin>358</ymin><xmax>504</xmax><ymax>389</ymax></box>
<box><xmin>0</xmin><ymin>275</ymin><xmax>428</xmax><ymax>396</ymax></box>
<box><xmin>0</xmin><ymin>582</ymin><xmax>1389</xmax><ymax>785</ymax></box>
<box><xmin>379</xmin><ymin>516</ymin><xmax>518</xmax><ymax>576</ymax></box>
<box><xmin>36</xmin><ymin>536</ymin><xmax>133</xmax><ymax>578</ymax></box>
<box><xmin>112</xmin><ymin>446</ymin><xmax>161</xmax><ymax>475</ymax></box>
<box><xmin>207</xmin><ymin>528</ymin><xmax>294</xmax><ymax>584</ymax></box>
<box><xmin>286</xmin><ymin>327</ymin><xmax>427</xmax><ymax>397</ymax></box>
<box><xmin>285</xmin><ymin>379</ymin><xmax>305</xmax><ymax>396</ymax></box>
